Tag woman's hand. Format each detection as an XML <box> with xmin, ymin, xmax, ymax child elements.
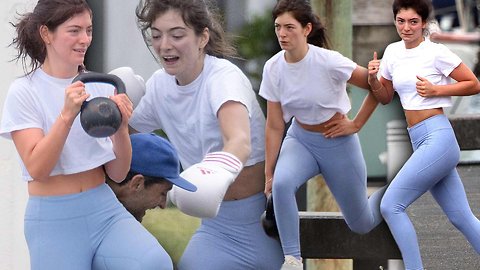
<box><xmin>110</xmin><ymin>93</ymin><xmax>133</xmax><ymax>133</ymax></box>
<box><xmin>323</xmin><ymin>116</ymin><xmax>359</xmax><ymax>138</ymax></box>
<box><xmin>62</xmin><ymin>81</ymin><xmax>89</xmax><ymax>123</ymax></box>
<box><xmin>264</xmin><ymin>176</ymin><xmax>273</xmax><ymax>196</ymax></box>
<box><xmin>367</xmin><ymin>51</ymin><xmax>394</xmax><ymax>105</ymax></box>
<box><xmin>367</xmin><ymin>51</ymin><xmax>381</xmax><ymax>86</ymax></box>
<box><xmin>416</xmin><ymin>75</ymin><xmax>436</xmax><ymax>97</ymax></box>
<box><xmin>105</xmin><ymin>93</ymin><xmax>133</xmax><ymax>182</ymax></box>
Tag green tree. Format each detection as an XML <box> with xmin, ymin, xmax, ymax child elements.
<box><xmin>236</xmin><ymin>11</ymin><xmax>280</xmax><ymax>90</ymax></box>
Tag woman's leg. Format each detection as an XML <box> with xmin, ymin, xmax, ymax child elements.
<box><xmin>24</xmin><ymin>184</ymin><xmax>117</xmax><ymax>270</ymax></box>
<box><xmin>273</xmin><ymin>134</ymin><xmax>320</xmax><ymax>259</ymax></box>
<box><xmin>430</xmin><ymin>168</ymin><xmax>480</xmax><ymax>252</ymax></box>
<box><xmin>92</xmin><ymin>216</ymin><xmax>172</xmax><ymax>270</ymax></box>
<box><xmin>24</xmin><ymin>206</ymin><xmax>95</xmax><ymax>270</ymax></box>
<box><xmin>84</xmin><ymin>185</ymin><xmax>172</xmax><ymax>270</ymax></box>
<box><xmin>381</xmin><ymin>115</ymin><xmax>463</xmax><ymax>270</ymax></box>
<box><xmin>178</xmin><ymin>193</ymin><xmax>284</xmax><ymax>270</ymax></box>
<box><xmin>319</xmin><ymin>133</ymin><xmax>383</xmax><ymax>234</ymax></box>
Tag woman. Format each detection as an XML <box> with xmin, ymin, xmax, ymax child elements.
<box><xmin>368</xmin><ymin>0</ymin><xmax>480</xmax><ymax>269</ymax></box>
<box><xmin>132</xmin><ymin>0</ymin><xmax>283</xmax><ymax>269</ymax></box>
<box><xmin>259</xmin><ymin>0</ymin><xmax>386</xmax><ymax>269</ymax></box>
<box><xmin>0</xmin><ymin>0</ymin><xmax>172</xmax><ymax>269</ymax></box>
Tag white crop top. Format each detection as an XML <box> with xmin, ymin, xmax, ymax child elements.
<box><xmin>259</xmin><ymin>44</ymin><xmax>356</xmax><ymax>124</ymax></box>
<box><xmin>380</xmin><ymin>39</ymin><xmax>461</xmax><ymax>110</ymax></box>
<box><xmin>0</xmin><ymin>69</ymin><xmax>116</xmax><ymax>181</ymax></box>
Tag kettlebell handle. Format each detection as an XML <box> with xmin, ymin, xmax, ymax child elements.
<box><xmin>72</xmin><ymin>71</ymin><xmax>125</xmax><ymax>138</ymax></box>
<box><xmin>72</xmin><ymin>72</ymin><xmax>126</xmax><ymax>95</ymax></box>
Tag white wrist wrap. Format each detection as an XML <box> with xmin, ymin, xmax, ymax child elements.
<box><xmin>202</xmin><ymin>151</ymin><xmax>243</xmax><ymax>174</ymax></box>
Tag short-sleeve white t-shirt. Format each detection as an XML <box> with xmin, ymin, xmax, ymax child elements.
<box><xmin>0</xmin><ymin>69</ymin><xmax>116</xmax><ymax>181</ymax></box>
<box><xmin>259</xmin><ymin>44</ymin><xmax>356</xmax><ymax>124</ymax></box>
<box><xmin>380</xmin><ymin>39</ymin><xmax>461</xmax><ymax>110</ymax></box>
<box><xmin>130</xmin><ymin>54</ymin><xmax>265</xmax><ymax>169</ymax></box>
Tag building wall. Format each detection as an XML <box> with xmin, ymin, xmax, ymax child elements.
<box><xmin>87</xmin><ymin>0</ymin><xmax>159</xmax><ymax>79</ymax></box>
<box><xmin>353</xmin><ymin>0</ymin><xmax>394</xmax><ymax>25</ymax></box>
<box><xmin>0</xmin><ymin>1</ymin><xmax>33</xmax><ymax>269</ymax></box>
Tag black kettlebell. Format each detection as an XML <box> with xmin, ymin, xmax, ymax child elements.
<box><xmin>72</xmin><ymin>72</ymin><xmax>126</xmax><ymax>138</ymax></box>
<box><xmin>261</xmin><ymin>193</ymin><xmax>279</xmax><ymax>240</ymax></box>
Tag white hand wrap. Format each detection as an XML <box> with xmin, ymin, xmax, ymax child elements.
<box><xmin>168</xmin><ymin>151</ymin><xmax>243</xmax><ymax>218</ymax></box>
<box><xmin>108</xmin><ymin>67</ymin><xmax>145</xmax><ymax>108</ymax></box>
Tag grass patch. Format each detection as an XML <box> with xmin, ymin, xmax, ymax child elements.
<box><xmin>141</xmin><ymin>207</ymin><xmax>200</xmax><ymax>265</ymax></box>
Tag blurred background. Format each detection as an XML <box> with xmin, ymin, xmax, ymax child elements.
<box><xmin>1</xmin><ymin>0</ymin><xmax>479</xmax><ymax>269</ymax></box>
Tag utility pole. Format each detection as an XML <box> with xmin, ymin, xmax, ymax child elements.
<box><xmin>312</xmin><ymin>0</ymin><xmax>352</xmax><ymax>58</ymax></box>
<box><xmin>307</xmin><ymin>1</ymin><xmax>353</xmax><ymax>269</ymax></box>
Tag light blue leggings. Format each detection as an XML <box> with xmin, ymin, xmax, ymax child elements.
<box><xmin>273</xmin><ymin>119</ymin><xmax>385</xmax><ymax>259</ymax></box>
<box><xmin>380</xmin><ymin>114</ymin><xmax>480</xmax><ymax>270</ymax></box>
<box><xmin>24</xmin><ymin>183</ymin><xmax>172</xmax><ymax>270</ymax></box>
<box><xmin>178</xmin><ymin>192</ymin><xmax>284</xmax><ymax>270</ymax></box>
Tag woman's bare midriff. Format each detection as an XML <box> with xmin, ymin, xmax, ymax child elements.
<box><xmin>223</xmin><ymin>161</ymin><xmax>265</xmax><ymax>201</ymax></box>
<box><xmin>404</xmin><ymin>108</ymin><xmax>444</xmax><ymax>127</ymax></box>
<box><xmin>296</xmin><ymin>112</ymin><xmax>345</xmax><ymax>133</ymax></box>
<box><xmin>28</xmin><ymin>167</ymin><xmax>106</xmax><ymax>196</ymax></box>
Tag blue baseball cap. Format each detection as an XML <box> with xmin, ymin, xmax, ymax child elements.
<box><xmin>130</xmin><ymin>133</ymin><xmax>197</xmax><ymax>192</ymax></box>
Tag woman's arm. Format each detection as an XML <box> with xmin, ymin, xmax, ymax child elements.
<box><xmin>11</xmin><ymin>81</ymin><xmax>87</xmax><ymax>180</ymax></box>
<box><xmin>217</xmin><ymin>101</ymin><xmax>252</xmax><ymax>164</ymax></box>
<box><xmin>264</xmin><ymin>101</ymin><xmax>285</xmax><ymax>194</ymax></box>
<box><xmin>416</xmin><ymin>62</ymin><xmax>480</xmax><ymax>97</ymax></box>
<box><xmin>323</xmin><ymin>65</ymin><xmax>379</xmax><ymax>138</ymax></box>
<box><xmin>104</xmin><ymin>93</ymin><xmax>133</xmax><ymax>182</ymax></box>
<box><xmin>368</xmin><ymin>52</ymin><xmax>395</xmax><ymax>104</ymax></box>
<box><xmin>324</xmin><ymin>91</ymin><xmax>379</xmax><ymax>138</ymax></box>
<box><xmin>352</xmin><ymin>91</ymin><xmax>379</xmax><ymax>129</ymax></box>
<box><xmin>11</xmin><ymin>121</ymin><xmax>70</xmax><ymax>181</ymax></box>
<box><xmin>348</xmin><ymin>65</ymin><xmax>370</xmax><ymax>90</ymax></box>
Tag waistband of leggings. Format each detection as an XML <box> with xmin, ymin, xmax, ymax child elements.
<box><xmin>25</xmin><ymin>183</ymin><xmax>119</xmax><ymax>219</ymax></box>
<box><xmin>407</xmin><ymin>114</ymin><xmax>451</xmax><ymax>141</ymax></box>
<box><xmin>214</xmin><ymin>192</ymin><xmax>266</xmax><ymax>223</ymax></box>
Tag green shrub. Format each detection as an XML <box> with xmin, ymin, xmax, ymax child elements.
<box><xmin>236</xmin><ymin>11</ymin><xmax>281</xmax><ymax>90</ymax></box>
<box><xmin>142</xmin><ymin>207</ymin><xmax>200</xmax><ymax>265</ymax></box>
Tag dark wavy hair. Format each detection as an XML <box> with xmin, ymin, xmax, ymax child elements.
<box><xmin>392</xmin><ymin>0</ymin><xmax>433</xmax><ymax>36</ymax></box>
<box><xmin>9</xmin><ymin>0</ymin><xmax>92</xmax><ymax>75</ymax></box>
<box><xmin>136</xmin><ymin>0</ymin><xmax>237</xmax><ymax>59</ymax></box>
<box><xmin>272</xmin><ymin>0</ymin><xmax>331</xmax><ymax>49</ymax></box>
<box><xmin>392</xmin><ymin>0</ymin><xmax>432</xmax><ymax>22</ymax></box>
